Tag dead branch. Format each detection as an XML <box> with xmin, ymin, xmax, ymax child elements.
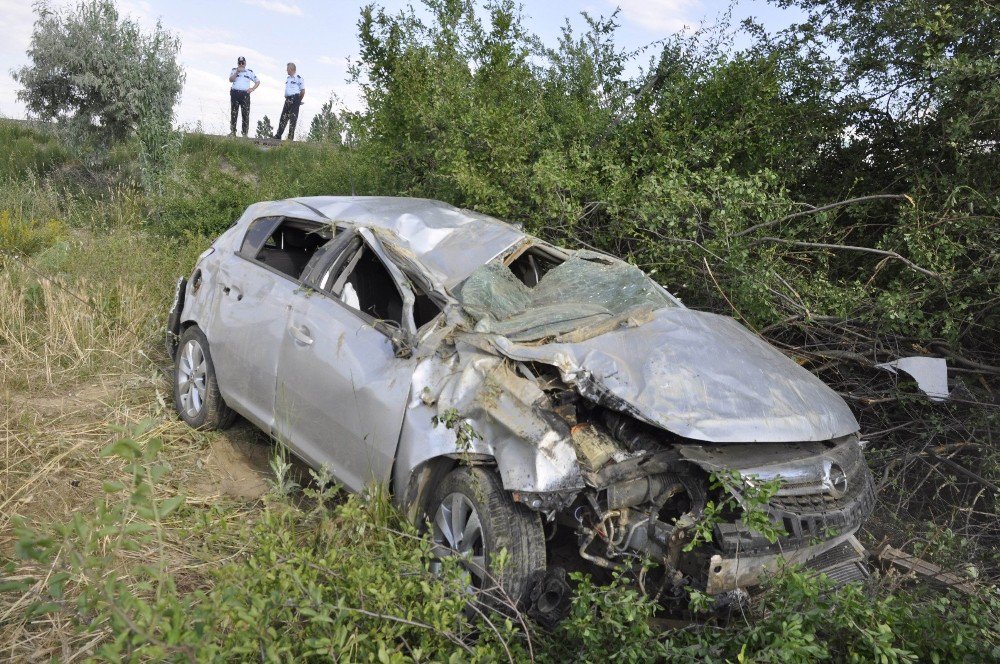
<box><xmin>928</xmin><ymin>341</ymin><xmax>1000</xmax><ymax>375</ymax></box>
<box><xmin>925</xmin><ymin>451</ymin><xmax>1000</xmax><ymax>494</ymax></box>
<box><xmin>751</xmin><ymin>236</ymin><xmax>941</xmax><ymax>280</ymax></box>
<box><xmin>730</xmin><ymin>194</ymin><xmax>915</xmax><ymax>239</ymax></box>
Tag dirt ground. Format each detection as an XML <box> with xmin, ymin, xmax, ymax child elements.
<box><xmin>1</xmin><ymin>372</ymin><xmax>280</xmax><ymax>552</ymax></box>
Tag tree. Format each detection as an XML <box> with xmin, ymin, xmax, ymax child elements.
<box><xmin>256</xmin><ymin>115</ymin><xmax>274</xmax><ymax>139</ymax></box>
<box><xmin>13</xmin><ymin>0</ymin><xmax>184</xmax><ymax>145</ymax></box>
<box><xmin>773</xmin><ymin>0</ymin><xmax>999</xmax><ymax>198</ymax></box>
<box><xmin>306</xmin><ymin>96</ymin><xmax>345</xmax><ymax>144</ymax></box>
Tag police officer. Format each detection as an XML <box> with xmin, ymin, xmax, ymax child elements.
<box><xmin>229</xmin><ymin>56</ymin><xmax>260</xmax><ymax>137</ymax></box>
<box><xmin>274</xmin><ymin>62</ymin><xmax>305</xmax><ymax>140</ymax></box>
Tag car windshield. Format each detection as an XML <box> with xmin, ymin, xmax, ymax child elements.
<box><xmin>458</xmin><ymin>255</ymin><xmax>674</xmax><ymax>341</ymax></box>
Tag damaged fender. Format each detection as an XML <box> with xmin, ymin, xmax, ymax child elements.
<box><xmin>393</xmin><ymin>341</ymin><xmax>584</xmax><ymax>515</ymax></box>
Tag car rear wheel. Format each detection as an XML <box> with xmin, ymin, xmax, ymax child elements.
<box><xmin>174</xmin><ymin>326</ymin><xmax>236</xmax><ymax>430</ymax></box>
<box><xmin>428</xmin><ymin>466</ymin><xmax>546</xmax><ymax>609</ymax></box>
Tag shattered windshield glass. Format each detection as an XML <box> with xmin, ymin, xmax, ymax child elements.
<box><xmin>458</xmin><ymin>255</ymin><xmax>674</xmax><ymax>341</ymax></box>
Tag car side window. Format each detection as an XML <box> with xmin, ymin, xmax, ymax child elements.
<box><xmin>239</xmin><ymin>216</ymin><xmax>282</xmax><ymax>256</ymax></box>
<box><xmin>411</xmin><ymin>283</ymin><xmax>442</xmax><ymax>329</ymax></box>
<box><xmin>320</xmin><ymin>243</ymin><xmax>405</xmax><ymax>327</ymax></box>
<box><xmin>239</xmin><ymin>217</ymin><xmax>333</xmax><ymax>280</ymax></box>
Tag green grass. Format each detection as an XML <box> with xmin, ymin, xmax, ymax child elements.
<box><xmin>0</xmin><ymin>120</ymin><xmax>70</xmax><ymax>181</ymax></box>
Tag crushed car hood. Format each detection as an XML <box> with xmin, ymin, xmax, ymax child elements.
<box><xmin>488</xmin><ymin>307</ymin><xmax>859</xmax><ymax>443</ymax></box>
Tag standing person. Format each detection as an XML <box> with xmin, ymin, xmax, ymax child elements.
<box><xmin>229</xmin><ymin>56</ymin><xmax>260</xmax><ymax>137</ymax></box>
<box><xmin>274</xmin><ymin>63</ymin><xmax>305</xmax><ymax>140</ymax></box>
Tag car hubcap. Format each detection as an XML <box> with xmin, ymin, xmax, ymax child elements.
<box><xmin>430</xmin><ymin>492</ymin><xmax>486</xmax><ymax>585</ymax></box>
<box><xmin>177</xmin><ymin>339</ymin><xmax>207</xmax><ymax>418</ymax></box>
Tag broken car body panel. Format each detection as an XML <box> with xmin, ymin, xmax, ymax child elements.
<box><xmin>488</xmin><ymin>307</ymin><xmax>859</xmax><ymax>443</ymax></box>
<box><xmin>175</xmin><ymin>196</ymin><xmax>875</xmax><ymax>596</ymax></box>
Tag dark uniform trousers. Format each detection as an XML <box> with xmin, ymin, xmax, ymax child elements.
<box><xmin>275</xmin><ymin>94</ymin><xmax>303</xmax><ymax>140</ymax></box>
<box><xmin>230</xmin><ymin>89</ymin><xmax>251</xmax><ymax>136</ymax></box>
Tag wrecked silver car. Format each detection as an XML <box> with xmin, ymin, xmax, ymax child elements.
<box><xmin>167</xmin><ymin>196</ymin><xmax>874</xmax><ymax>614</ymax></box>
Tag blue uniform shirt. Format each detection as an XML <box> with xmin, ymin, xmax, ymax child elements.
<box><xmin>284</xmin><ymin>74</ymin><xmax>305</xmax><ymax>97</ymax></box>
<box><xmin>230</xmin><ymin>68</ymin><xmax>259</xmax><ymax>91</ymax></box>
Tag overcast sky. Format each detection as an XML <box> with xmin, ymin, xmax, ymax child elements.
<box><xmin>0</xmin><ymin>0</ymin><xmax>805</xmax><ymax>135</ymax></box>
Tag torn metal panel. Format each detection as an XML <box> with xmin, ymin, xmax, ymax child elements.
<box><xmin>875</xmin><ymin>356</ymin><xmax>950</xmax><ymax>401</ymax></box>
<box><xmin>873</xmin><ymin>544</ymin><xmax>976</xmax><ymax>595</ymax></box>
<box><xmin>490</xmin><ymin>307</ymin><xmax>860</xmax><ymax>443</ymax></box>
<box><xmin>705</xmin><ymin>532</ymin><xmax>864</xmax><ymax>594</ymax></box>
<box><xmin>393</xmin><ymin>343</ymin><xmax>585</xmax><ymax>501</ymax></box>
<box><xmin>304</xmin><ymin>196</ymin><xmax>525</xmax><ymax>289</ymax></box>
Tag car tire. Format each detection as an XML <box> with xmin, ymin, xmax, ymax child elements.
<box><xmin>173</xmin><ymin>326</ymin><xmax>236</xmax><ymax>430</ymax></box>
<box><xmin>428</xmin><ymin>466</ymin><xmax>546</xmax><ymax>609</ymax></box>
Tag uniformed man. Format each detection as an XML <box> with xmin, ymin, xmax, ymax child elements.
<box><xmin>274</xmin><ymin>63</ymin><xmax>305</xmax><ymax>141</ymax></box>
<box><xmin>229</xmin><ymin>56</ymin><xmax>260</xmax><ymax>137</ymax></box>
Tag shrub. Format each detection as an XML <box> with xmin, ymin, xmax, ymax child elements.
<box><xmin>0</xmin><ymin>209</ymin><xmax>66</xmax><ymax>258</ymax></box>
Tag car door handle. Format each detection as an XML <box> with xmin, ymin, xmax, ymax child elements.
<box><xmin>289</xmin><ymin>324</ymin><xmax>313</xmax><ymax>345</ymax></box>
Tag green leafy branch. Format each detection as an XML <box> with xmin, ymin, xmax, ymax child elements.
<box><xmin>684</xmin><ymin>470</ymin><xmax>786</xmax><ymax>552</ymax></box>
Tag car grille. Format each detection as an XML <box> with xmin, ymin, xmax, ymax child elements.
<box><xmin>714</xmin><ymin>464</ymin><xmax>876</xmax><ymax>554</ymax></box>
<box><xmin>804</xmin><ymin>540</ymin><xmax>870</xmax><ymax>587</ymax></box>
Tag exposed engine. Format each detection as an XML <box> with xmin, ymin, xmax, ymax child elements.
<box><xmin>519</xmin><ymin>362</ymin><xmax>876</xmax><ymax>596</ymax></box>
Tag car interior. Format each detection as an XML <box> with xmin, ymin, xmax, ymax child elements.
<box><xmin>244</xmin><ymin>218</ymin><xmax>332</xmax><ymax>280</ymax></box>
<box><xmin>336</xmin><ymin>247</ymin><xmax>405</xmax><ymax>325</ymax></box>
<box><xmin>507</xmin><ymin>245</ymin><xmax>564</xmax><ymax>286</ymax></box>
<box><xmin>243</xmin><ymin>217</ymin><xmax>443</xmax><ymax>332</ymax></box>
<box><xmin>412</xmin><ymin>285</ymin><xmax>441</xmax><ymax>329</ymax></box>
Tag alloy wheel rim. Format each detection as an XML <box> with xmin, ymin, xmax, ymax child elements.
<box><xmin>430</xmin><ymin>492</ymin><xmax>486</xmax><ymax>586</ymax></box>
<box><xmin>177</xmin><ymin>339</ymin><xmax>207</xmax><ymax>418</ymax></box>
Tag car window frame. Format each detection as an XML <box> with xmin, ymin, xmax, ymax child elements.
<box><xmin>301</xmin><ymin>228</ymin><xmax>418</xmax><ymax>339</ymax></box>
<box><xmin>235</xmin><ymin>216</ymin><xmax>333</xmax><ymax>284</ymax></box>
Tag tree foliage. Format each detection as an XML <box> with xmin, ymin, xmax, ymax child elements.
<box><xmin>306</xmin><ymin>95</ymin><xmax>347</xmax><ymax>144</ymax></box>
<box><xmin>349</xmin><ymin>0</ymin><xmax>998</xmax><ymax>344</ymax></box>
<box><xmin>13</xmin><ymin>0</ymin><xmax>184</xmax><ymax>145</ymax></box>
<box><xmin>256</xmin><ymin>114</ymin><xmax>274</xmax><ymax>139</ymax></box>
<box><xmin>350</xmin><ymin>0</ymin><xmax>998</xmax><ymax>567</ymax></box>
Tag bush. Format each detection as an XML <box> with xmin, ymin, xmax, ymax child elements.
<box><xmin>0</xmin><ymin>209</ymin><xmax>66</xmax><ymax>258</ymax></box>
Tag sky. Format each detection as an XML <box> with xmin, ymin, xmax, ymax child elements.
<box><xmin>0</xmin><ymin>0</ymin><xmax>807</xmax><ymax>136</ymax></box>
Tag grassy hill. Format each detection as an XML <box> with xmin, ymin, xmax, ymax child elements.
<box><xmin>1</xmin><ymin>119</ymin><xmax>997</xmax><ymax>662</ymax></box>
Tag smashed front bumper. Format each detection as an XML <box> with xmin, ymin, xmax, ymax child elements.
<box><xmin>705</xmin><ymin>533</ymin><xmax>868</xmax><ymax>594</ymax></box>
<box><xmin>558</xmin><ymin>427</ymin><xmax>877</xmax><ymax>594</ymax></box>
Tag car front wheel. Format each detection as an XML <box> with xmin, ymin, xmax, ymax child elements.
<box><xmin>174</xmin><ymin>326</ymin><xmax>236</xmax><ymax>430</ymax></box>
<box><xmin>428</xmin><ymin>466</ymin><xmax>546</xmax><ymax>609</ymax></box>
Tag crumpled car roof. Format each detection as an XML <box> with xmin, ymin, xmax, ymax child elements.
<box><xmin>278</xmin><ymin>196</ymin><xmax>527</xmax><ymax>289</ymax></box>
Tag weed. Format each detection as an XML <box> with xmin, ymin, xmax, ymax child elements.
<box><xmin>0</xmin><ymin>209</ymin><xmax>66</xmax><ymax>258</ymax></box>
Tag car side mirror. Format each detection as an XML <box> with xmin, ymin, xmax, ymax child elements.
<box><xmin>391</xmin><ymin>331</ymin><xmax>413</xmax><ymax>359</ymax></box>
<box><xmin>374</xmin><ymin>319</ymin><xmax>413</xmax><ymax>358</ymax></box>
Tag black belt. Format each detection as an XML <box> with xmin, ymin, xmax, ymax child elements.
<box><xmin>285</xmin><ymin>94</ymin><xmax>300</xmax><ymax>98</ymax></box>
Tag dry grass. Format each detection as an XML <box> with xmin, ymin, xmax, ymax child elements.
<box><xmin>0</xmin><ymin>249</ymin><xmax>273</xmax><ymax>661</ymax></box>
<box><xmin>0</xmin><ymin>272</ymin><xmax>148</xmax><ymax>389</ymax></box>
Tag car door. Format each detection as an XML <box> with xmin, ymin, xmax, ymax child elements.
<box><xmin>275</xmin><ymin>229</ymin><xmax>417</xmax><ymax>493</ymax></box>
<box><xmin>210</xmin><ymin>216</ymin><xmax>326</xmax><ymax>432</ymax></box>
